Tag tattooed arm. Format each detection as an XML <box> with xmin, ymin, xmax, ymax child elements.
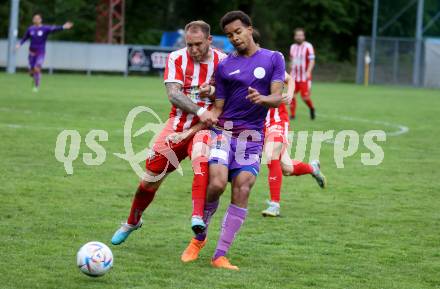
<box><xmin>165</xmin><ymin>82</ymin><xmax>201</xmax><ymax>114</ymax></box>
<box><xmin>165</xmin><ymin>82</ymin><xmax>217</xmax><ymax>126</ymax></box>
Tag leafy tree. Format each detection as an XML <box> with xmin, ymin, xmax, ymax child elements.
<box><xmin>7</xmin><ymin>0</ymin><xmax>439</xmax><ymax>63</ymax></box>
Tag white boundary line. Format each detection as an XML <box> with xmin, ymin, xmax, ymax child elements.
<box><xmin>295</xmin><ymin>113</ymin><xmax>409</xmax><ymax>144</ymax></box>
<box><xmin>319</xmin><ymin>113</ymin><xmax>409</xmax><ymax>137</ymax></box>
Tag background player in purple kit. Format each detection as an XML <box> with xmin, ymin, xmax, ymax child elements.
<box><xmin>16</xmin><ymin>13</ymin><xmax>73</xmax><ymax>92</ymax></box>
<box><xmin>184</xmin><ymin>11</ymin><xmax>285</xmax><ymax>270</ymax></box>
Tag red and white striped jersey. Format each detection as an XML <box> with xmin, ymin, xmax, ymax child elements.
<box><xmin>290</xmin><ymin>41</ymin><xmax>315</xmax><ymax>82</ymax></box>
<box><xmin>164</xmin><ymin>47</ymin><xmax>226</xmax><ymax>132</ymax></box>
<box><xmin>265</xmin><ymin>103</ymin><xmax>289</xmax><ymax>127</ymax></box>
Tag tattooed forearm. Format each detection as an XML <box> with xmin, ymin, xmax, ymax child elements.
<box><xmin>165</xmin><ymin>82</ymin><xmax>200</xmax><ymax>114</ymax></box>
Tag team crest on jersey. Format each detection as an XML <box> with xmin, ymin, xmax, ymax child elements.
<box><xmin>37</xmin><ymin>30</ymin><xmax>43</xmax><ymax>36</ymax></box>
<box><xmin>253</xmin><ymin>67</ymin><xmax>266</xmax><ymax>79</ymax></box>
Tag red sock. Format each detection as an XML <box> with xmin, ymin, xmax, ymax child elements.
<box><xmin>304</xmin><ymin>98</ymin><xmax>314</xmax><ymax>109</ymax></box>
<box><xmin>267</xmin><ymin>160</ymin><xmax>282</xmax><ymax>202</ymax></box>
<box><xmin>290</xmin><ymin>97</ymin><xmax>297</xmax><ymax>117</ymax></box>
<box><xmin>127</xmin><ymin>182</ymin><xmax>157</xmax><ymax>225</ymax></box>
<box><xmin>191</xmin><ymin>161</ymin><xmax>208</xmax><ymax>217</ymax></box>
<box><xmin>291</xmin><ymin>160</ymin><xmax>314</xmax><ymax>176</ymax></box>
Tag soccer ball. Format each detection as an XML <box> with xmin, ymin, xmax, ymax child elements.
<box><xmin>77</xmin><ymin>241</ymin><xmax>113</xmax><ymax>277</ymax></box>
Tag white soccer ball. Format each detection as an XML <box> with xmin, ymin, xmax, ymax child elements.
<box><xmin>77</xmin><ymin>241</ymin><xmax>113</xmax><ymax>277</ymax></box>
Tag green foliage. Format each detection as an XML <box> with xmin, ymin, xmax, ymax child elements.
<box><xmin>377</xmin><ymin>0</ymin><xmax>440</xmax><ymax>37</ymax></box>
<box><xmin>1</xmin><ymin>0</ymin><xmax>438</xmax><ymax>62</ymax></box>
<box><xmin>0</xmin><ymin>0</ymin><xmax>372</xmax><ymax>62</ymax></box>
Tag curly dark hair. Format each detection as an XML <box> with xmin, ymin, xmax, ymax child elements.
<box><xmin>220</xmin><ymin>10</ymin><xmax>252</xmax><ymax>31</ymax></box>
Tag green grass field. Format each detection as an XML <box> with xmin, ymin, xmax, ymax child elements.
<box><xmin>1</xmin><ymin>73</ymin><xmax>440</xmax><ymax>289</ymax></box>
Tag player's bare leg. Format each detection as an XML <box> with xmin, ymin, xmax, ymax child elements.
<box><xmin>111</xmin><ymin>171</ymin><xmax>167</xmax><ymax>245</ymax></box>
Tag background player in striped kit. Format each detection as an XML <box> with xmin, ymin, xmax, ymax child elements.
<box><xmin>15</xmin><ymin>13</ymin><xmax>73</xmax><ymax>92</ymax></box>
<box><xmin>251</xmin><ymin>29</ymin><xmax>327</xmax><ymax>217</ymax></box>
<box><xmin>289</xmin><ymin>27</ymin><xmax>316</xmax><ymax>120</ymax></box>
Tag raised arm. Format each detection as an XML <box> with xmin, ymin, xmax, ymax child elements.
<box><xmin>62</xmin><ymin>22</ymin><xmax>73</xmax><ymax>30</ymax></box>
<box><xmin>49</xmin><ymin>22</ymin><xmax>73</xmax><ymax>34</ymax></box>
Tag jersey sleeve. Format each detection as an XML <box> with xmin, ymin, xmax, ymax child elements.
<box><xmin>163</xmin><ymin>52</ymin><xmax>184</xmax><ymax>85</ymax></box>
<box><xmin>48</xmin><ymin>25</ymin><xmax>64</xmax><ymax>34</ymax></box>
<box><xmin>307</xmin><ymin>44</ymin><xmax>315</xmax><ymax>60</ymax></box>
<box><xmin>289</xmin><ymin>44</ymin><xmax>294</xmax><ymax>60</ymax></box>
<box><xmin>214</xmin><ymin>62</ymin><xmax>227</xmax><ymax>100</ymax></box>
<box><xmin>270</xmin><ymin>52</ymin><xmax>286</xmax><ymax>83</ymax></box>
<box><xmin>19</xmin><ymin>28</ymin><xmax>31</xmax><ymax>45</ymax></box>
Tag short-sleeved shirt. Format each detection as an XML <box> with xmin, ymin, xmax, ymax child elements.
<box><xmin>290</xmin><ymin>41</ymin><xmax>315</xmax><ymax>82</ymax></box>
<box><xmin>215</xmin><ymin>48</ymin><xmax>286</xmax><ymax>136</ymax></box>
<box><xmin>20</xmin><ymin>25</ymin><xmax>64</xmax><ymax>54</ymax></box>
<box><xmin>164</xmin><ymin>47</ymin><xmax>226</xmax><ymax>132</ymax></box>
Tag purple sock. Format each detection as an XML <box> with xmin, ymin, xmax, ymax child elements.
<box><xmin>195</xmin><ymin>200</ymin><xmax>219</xmax><ymax>241</ymax></box>
<box><xmin>34</xmin><ymin>72</ymin><xmax>41</xmax><ymax>87</ymax></box>
<box><xmin>213</xmin><ymin>204</ymin><xmax>248</xmax><ymax>260</ymax></box>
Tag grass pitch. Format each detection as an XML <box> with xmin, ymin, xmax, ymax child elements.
<box><xmin>1</xmin><ymin>73</ymin><xmax>439</xmax><ymax>289</ymax></box>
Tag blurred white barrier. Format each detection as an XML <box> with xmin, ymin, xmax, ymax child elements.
<box><xmin>0</xmin><ymin>40</ymin><xmax>169</xmax><ymax>75</ymax></box>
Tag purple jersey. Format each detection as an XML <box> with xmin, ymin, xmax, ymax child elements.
<box><xmin>215</xmin><ymin>48</ymin><xmax>285</xmax><ymax>134</ymax></box>
<box><xmin>20</xmin><ymin>25</ymin><xmax>64</xmax><ymax>54</ymax></box>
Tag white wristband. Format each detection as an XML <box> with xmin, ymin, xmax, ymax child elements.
<box><xmin>196</xmin><ymin>107</ymin><xmax>207</xmax><ymax>117</ymax></box>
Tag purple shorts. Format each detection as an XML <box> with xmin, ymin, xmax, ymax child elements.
<box><xmin>28</xmin><ymin>51</ymin><xmax>45</xmax><ymax>69</ymax></box>
<box><xmin>208</xmin><ymin>128</ymin><xmax>263</xmax><ymax>181</ymax></box>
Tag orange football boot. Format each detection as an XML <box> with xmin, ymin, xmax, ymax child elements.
<box><xmin>181</xmin><ymin>238</ymin><xmax>207</xmax><ymax>263</ymax></box>
<box><xmin>211</xmin><ymin>256</ymin><xmax>239</xmax><ymax>271</ymax></box>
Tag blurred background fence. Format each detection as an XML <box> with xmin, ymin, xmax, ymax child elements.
<box><xmin>356</xmin><ymin>36</ymin><xmax>440</xmax><ymax>88</ymax></box>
